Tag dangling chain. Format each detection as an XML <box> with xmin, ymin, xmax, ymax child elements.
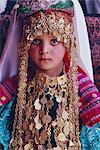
<box><xmin>26</xmin><ymin>72</ymin><xmax>70</xmax><ymax>150</ymax></box>
<box><xmin>9</xmin><ymin>8</ymin><xmax>81</xmax><ymax>149</ymax></box>
<box><xmin>20</xmin><ymin>70</ymin><xmax>80</xmax><ymax>150</ymax></box>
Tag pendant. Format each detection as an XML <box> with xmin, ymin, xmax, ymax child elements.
<box><xmin>52</xmin><ymin>121</ymin><xmax>57</xmax><ymax>127</ymax></box>
<box><xmin>62</xmin><ymin>110</ymin><xmax>69</xmax><ymax>120</ymax></box>
<box><xmin>39</xmin><ymin>110</ymin><xmax>45</xmax><ymax>119</ymax></box>
<box><xmin>57</xmin><ymin>118</ymin><xmax>64</xmax><ymax>129</ymax></box>
<box><xmin>35</xmin><ymin>122</ymin><xmax>42</xmax><ymax>130</ymax></box>
<box><xmin>39</xmin><ymin>130</ymin><xmax>48</xmax><ymax>144</ymax></box>
<box><xmin>34</xmin><ymin>114</ymin><xmax>42</xmax><ymax>130</ymax></box>
<box><xmin>57</xmin><ymin>132</ymin><xmax>66</xmax><ymax>142</ymax></box>
<box><xmin>34</xmin><ymin>98</ymin><xmax>41</xmax><ymax>110</ymax></box>
<box><xmin>34</xmin><ymin>114</ymin><xmax>39</xmax><ymax>124</ymax></box>
<box><xmin>24</xmin><ymin>142</ymin><xmax>32</xmax><ymax>150</ymax></box>
<box><xmin>55</xmin><ymin>96</ymin><xmax>62</xmax><ymax>103</ymax></box>
<box><xmin>69</xmin><ymin>140</ymin><xmax>74</xmax><ymax>146</ymax></box>
<box><xmin>42</xmin><ymin>115</ymin><xmax>52</xmax><ymax>124</ymax></box>
<box><xmin>46</xmin><ymin>100</ymin><xmax>53</xmax><ymax>109</ymax></box>
<box><xmin>56</xmin><ymin>108</ymin><xmax>62</xmax><ymax>117</ymax></box>
<box><xmin>40</xmin><ymin>97</ymin><xmax>47</xmax><ymax>105</ymax></box>
<box><xmin>57</xmin><ymin>75</ymin><xmax>67</xmax><ymax>85</ymax></box>
<box><xmin>47</xmin><ymin>78</ymin><xmax>57</xmax><ymax>88</ymax></box>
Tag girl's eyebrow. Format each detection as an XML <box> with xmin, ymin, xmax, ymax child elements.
<box><xmin>32</xmin><ymin>36</ymin><xmax>42</xmax><ymax>41</ymax></box>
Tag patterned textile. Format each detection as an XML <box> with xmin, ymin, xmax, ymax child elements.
<box><xmin>85</xmin><ymin>17</ymin><xmax>100</xmax><ymax>91</ymax></box>
<box><xmin>80</xmin><ymin>123</ymin><xmax>100</xmax><ymax>150</ymax></box>
<box><xmin>0</xmin><ymin>71</ymin><xmax>100</xmax><ymax>126</ymax></box>
<box><xmin>0</xmin><ymin>98</ymin><xmax>15</xmax><ymax>150</ymax></box>
<box><xmin>78</xmin><ymin>73</ymin><xmax>100</xmax><ymax>126</ymax></box>
<box><xmin>0</xmin><ymin>72</ymin><xmax>100</xmax><ymax>150</ymax></box>
<box><xmin>0</xmin><ymin>76</ymin><xmax>18</xmax><ymax>106</ymax></box>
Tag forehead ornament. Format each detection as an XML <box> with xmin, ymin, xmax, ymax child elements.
<box><xmin>24</xmin><ymin>10</ymin><xmax>73</xmax><ymax>49</ymax></box>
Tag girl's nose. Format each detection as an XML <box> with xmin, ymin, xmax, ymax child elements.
<box><xmin>40</xmin><ymin>41</ymin><xmax>50</xmax><ymax>54</ymax></box>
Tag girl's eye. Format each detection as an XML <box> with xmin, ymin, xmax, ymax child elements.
<box><xmin>32</xmin><ymin>38</ymin><xmax>41</xmax><ymax>45</ymax></box>
<box><xmin>50</xmin><ymin>38</ymin><xmax>59</xmax><ymax>46</ymax></box>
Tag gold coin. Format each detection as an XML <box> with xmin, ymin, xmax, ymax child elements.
<box><xmin>34</xmin><ymin>98</ymin><xmax>41</xmax><ymax>110</ymax></box>
<box><xmin>57</xmin><ymin>118</ymin><xmax>64</xmax><ymax>129</ymax></box>
<box><xmin>40</xmin><ymin>97</ymin><xmax>47</xmax><ymax>105</ymax></box>
<box><xmin>58</xmin><ymin>132</ymin><xmax>66</xmax><ymax>142</ymax></box>
<box><xmin>40</xmin><ymin>130</ymin><xmax>48</xmax><ymax>140</ymax></box>
<box><xmin>42</xmin><ymin>115</ymin><xmax>52</xmax><ymax>124</ymax></box>
<box><xmin>52</xmin><ymin>121</ymin><xmax>57</xmax><ymax>127</ymax></box>
<box><xmin>24</xmin><ymin>142</ymin><xmax>33</xmax><ymax>150</ymax></box>
<box><xmin>35</xmin><ymin>122</ymin><xmax>42</xmax><ymax>130</ymax></box>
<box><xmin>39</xmin><ymin>130</ymin><xmax>48</xmax><ymax>145</ymax></box>
<box><xmin>56</xmin><ymin>108</ymin><xmax>62</xmax><ymax>117</ymax></box>
<box><xmin>39</xmin><ymin>110</ymin><xmax>45</xmax><ymax>119</ymax></box>
<box><xmin>46</xmin><ymin>100</ymin><xmax>53</xmax><ymax>108</ymax></box>
<box><xmin>62</xmin><ymin>110</ymin><xmax>69</xmax><ymax>120</ymax></box>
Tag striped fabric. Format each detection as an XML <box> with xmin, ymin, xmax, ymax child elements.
<box><xmin>78</xmin><ymin>73</ymin><xmax>100</xmax><ymax>126</ymax></box>
<box><xmin>0</xmin><ymin>71</ymin><xmax>100</xmax><ymax>126</ymax></box>
<box><xmin>0</xmin><ymin>76</ymin><xmax>18</xmax><ymax>106</ymax></box>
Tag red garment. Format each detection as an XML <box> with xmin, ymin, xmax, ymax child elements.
<box><xmin>0</xmin><ymin>68</ymin><xmax>100</xmax><ymax>127</ymax></box>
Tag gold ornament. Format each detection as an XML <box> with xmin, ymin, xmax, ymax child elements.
<box><xmin>24</xmin><ymin>11</ymin><xmax>73</xmax><ymax>50</ymax></box>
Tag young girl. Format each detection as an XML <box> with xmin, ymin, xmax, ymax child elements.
<box><xmin>0</xmin><ymin>0</ymin><xmax>100</xmax><ymax>150</ymax></box>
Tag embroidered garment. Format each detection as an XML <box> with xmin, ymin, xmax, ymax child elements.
<box><xmin>0</xmin><ymin>72</ymin><xmax>100</xmax><ymax>150</ymax></box>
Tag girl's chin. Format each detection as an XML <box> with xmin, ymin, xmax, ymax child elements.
<box><xmin>38</xmin><ymin>66</ymin><xmax>53</xmax><ymax>71</ymax></box>
<box><xmin>37</xmin><ymin>64</ymin><xmax>55</xmax><ymax>71</ymax></box>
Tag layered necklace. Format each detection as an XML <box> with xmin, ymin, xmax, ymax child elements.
<box><xmin>22</xmin><ymin>70</ymin><xmax>78</xmax><ymax>150</ymax></box>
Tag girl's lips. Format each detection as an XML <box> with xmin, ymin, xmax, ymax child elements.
<box><xmin>39</xmin><ymin>58</ymin><xmax>52</xmax><ymax>63</ymax></box>
<box><xmin>39</xmin><ymin>58</ymin><xmax>51</xmax><ymax>60</ymax></box>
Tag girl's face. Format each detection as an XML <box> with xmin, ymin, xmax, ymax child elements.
<box><xmin>29</xmin><ymin>33</ymin><xmax>66</xmax><ymax>76</ymax></box>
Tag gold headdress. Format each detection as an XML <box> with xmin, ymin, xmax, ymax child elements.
<box><xmin>9</xmin><ymin>0</ymin><xmax>81</xmax><ymax>150</ymax></box>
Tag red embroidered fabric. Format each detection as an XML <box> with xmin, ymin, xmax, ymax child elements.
<box><xmin>0</xmin><ymin>76</ymin><xmax>18</xmax><ymax>106</ymax></box>
<box><xmin>0</xmin><ymin>67</ymin><xmax>100</xmax><ymax>127</ymax></box>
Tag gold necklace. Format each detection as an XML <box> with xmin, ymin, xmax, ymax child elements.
<box><xmin>24</xmin><ymin>71</ymin><xmax>75</xmax><ymax>150</ymax></box>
